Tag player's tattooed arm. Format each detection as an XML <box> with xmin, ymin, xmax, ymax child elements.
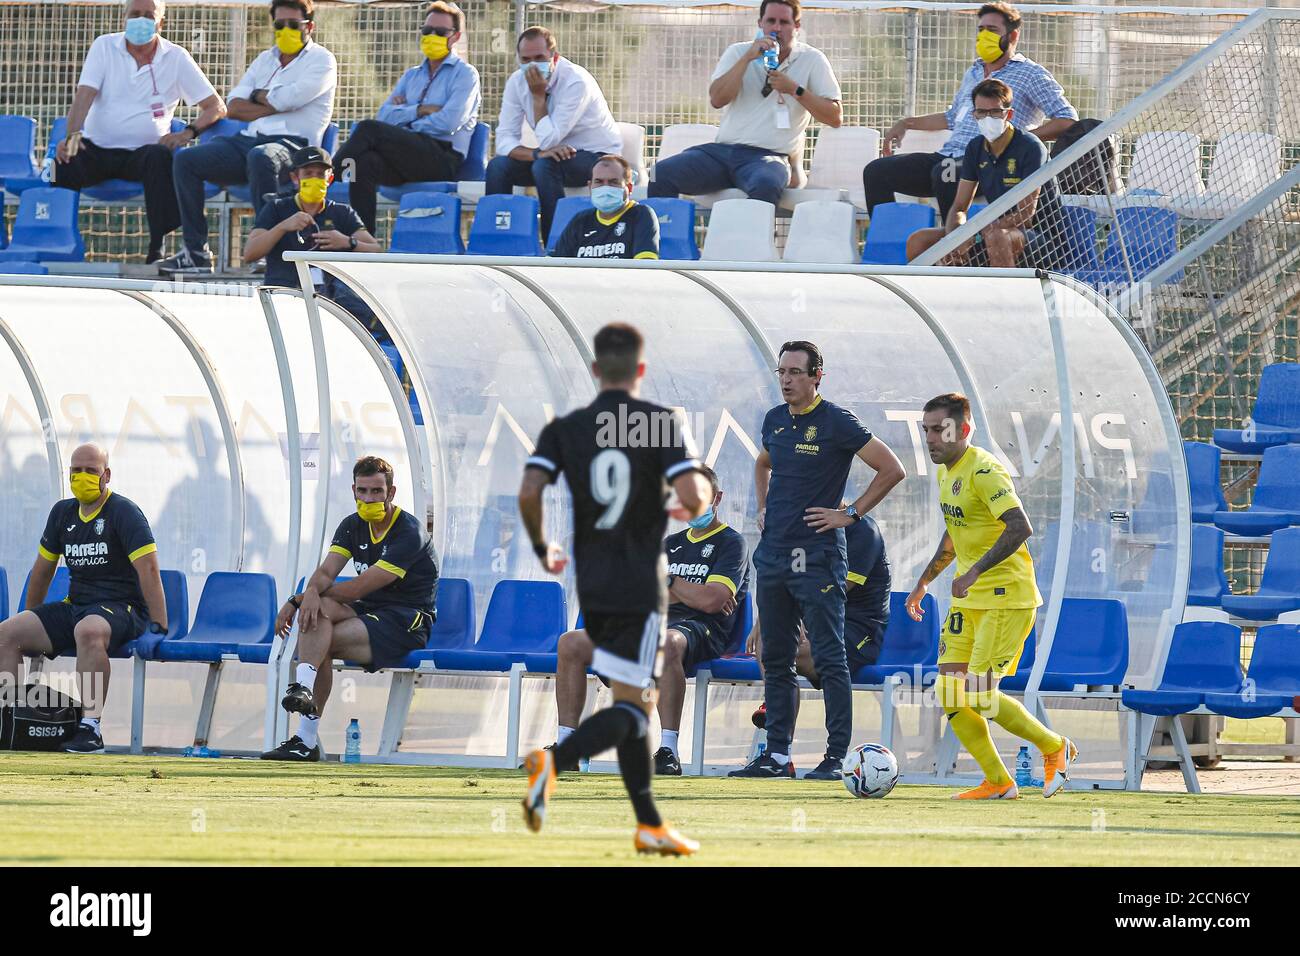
<box><xmin>918</xmin><ymin>532</ymin><xmax>956</xmax><ymax>586</ymax></box>
<box><xmin>970</xmin><ymin>507</ymin><xmax>1033</xmax><ymax>576</ymax></box>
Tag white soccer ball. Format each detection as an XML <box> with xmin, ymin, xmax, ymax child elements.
<box><xmin>841</xmin><ymin>743</ymin><xmax>899</xmax><ymax>799</ymax></box>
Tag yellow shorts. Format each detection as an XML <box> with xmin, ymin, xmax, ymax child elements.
<box><xmin>936</xmin><ymin>606</ymin><xmax>1036</xmax><ymax>677</ymax></box>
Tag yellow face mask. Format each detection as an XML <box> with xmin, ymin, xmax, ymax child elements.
<box><xmin>70</xmin><ymin>473</ymin><xmax>102</xmax><ymax>506</ymax></box>
<box><xmin>421</xmin><ymin>33</ymin><xmax>450</xmax><ymax>61</ymax></box>
<box><xmin>275</xmin><ymin>26</ymin><xmax>305</xmax><ymax>56</ymax></box>
<box><xmin>357</xmin><ymin>499</ymin><xmax>387</xmax><ymax>523</ymax></box>
<box><xmin>298</xmin><ymin>177</ymin><xmax>328</xmax><ymax>204</ymax></box>
<box><xmin>976</xmin><ymin>29</ymin><xmax>1005</xmax><ymax>64</ymax></box>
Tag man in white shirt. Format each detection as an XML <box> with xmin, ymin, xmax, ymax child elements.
<box><xmin>54</xmin><ymin>0</ymin><xmax>225</xmax><ymax>264</ymax></box>
<box><xmin>485</xmin><ymin>26</ymin><xmax>622</xmax><ymax>243</ymax></box>
<box><xmin>648</xmin><ymin>0</ymin><xmax>841</xmax><ymax>207</ymax></box>
<box><xmin>160</xmin><ymin>0</ymin><xmax>337</xmax><ymax>276</ymax></box>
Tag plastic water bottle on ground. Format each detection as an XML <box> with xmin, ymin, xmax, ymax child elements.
<box><xmin>751</xmin><ymin>729</ymin><xmax>768</xmax><ymax>763</ymax></box>
<box><xmin>1015</xmin><ymin>745</ymin><xmax>1032</xmax><ymax>788</ymax></box>
<box><xmin>344</xmin><ymin>718</ymin><xmax>361</xmax><ymax>764</ymax></box>
<box><xmin>578</xmin><ymin>756</ymin><xmax>591</xmax><ymax>773</ymax></box>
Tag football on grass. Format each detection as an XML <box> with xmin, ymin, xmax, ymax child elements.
<box><xmin>842</xmin><ymin>743</ymin><xmax>899</xmax><ymax>799</ymax></box>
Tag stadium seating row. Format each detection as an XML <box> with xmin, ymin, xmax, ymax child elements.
<box><xmin>1123</xmin><ymin>620</ymin><xmax>1300</xmax><ymax>792</ymax></box>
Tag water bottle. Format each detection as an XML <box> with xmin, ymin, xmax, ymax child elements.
<box><xmin>1015</xmin><ymin>745</ymin><xmax>1033</xmax><ymax>788</ymax></box>
<box><xmin>578</xmin><ymin>756</ymin><xmax>591</xmax><ymax>773</ymax></box>
<box><xmin>751</xmin><ymin>729</ymin><xmax>768</xmax><ymax>762</ymax></box>
<box><xmin>344</xmin><ymin>718</ymin><xmax>361</xmax><ymax>764</ymax></box>
<box><xmin>762</xmin><ymin>32</ymin><xmax>780</xmax><ymax>72</ymax></box>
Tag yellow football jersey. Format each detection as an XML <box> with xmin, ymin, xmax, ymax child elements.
<box><xmin>936</xmin><ymin>445</ymin><xmax>1043</xmax><ymax>610</ymax></box>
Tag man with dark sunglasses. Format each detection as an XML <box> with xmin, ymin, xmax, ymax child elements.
<box><xmin>161</xmin><ymin>0</ymin><xmax>337</xmax><ymax>275</ymax></box>
<box><xmin>332</xmin><ymin>1</ymin><xmax>480</xmax><ymax>235</ymax></box>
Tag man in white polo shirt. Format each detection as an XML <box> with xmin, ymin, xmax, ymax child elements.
<box><xmin>486</xmin><ymin>25</ymin><xmax>622</xmax><ymax>244</ymax></box>
<box><xmin>54</xmin><ymin>0</ymin><xmax>225</xmax><ymax>264</ymax></box>
<box><xmin>648</xmin><ymin>0</ymin><xmax>840</xmax><ymax>207</ymax></box>
<box><xmin>160</xmin><ymin>0</ymin><xmax>336</xmax><ymax>276</ymax></box>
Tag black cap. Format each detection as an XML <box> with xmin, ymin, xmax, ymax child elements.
<box><xmin>291</xmin><ymin>146</ymin><xmax>333</xmax><ymax>170</ymax></box>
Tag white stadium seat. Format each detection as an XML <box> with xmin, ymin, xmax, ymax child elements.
<box><xmin>1170</xmin><ymin>132</ymin><xmax>1280</xmax><ymax>219</ymax></box>
<box><xmin>782</xmin><ymin>200</ymin><xmax>858</xmax><ymax>263</ymax></box>
<box><xmin>1067</xmin><ymin>131</ymin><xmax>1204</xmax><ymax>213</ymax></box>
<box><xmin>701</xmin><ymin>198</ymin><xmax>777</xmax><ymax>262</ymax></box>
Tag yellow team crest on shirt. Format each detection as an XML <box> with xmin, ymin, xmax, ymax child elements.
<box><xmin>804</xmin><ymin>425</ymin><xmax>818</xmax><ymax>441</ymax></box>
<box><xmin>951</xmin><ymin>478</ymin><xmax>963</xmax><ymax>496</ymax></box>
<box><xmin>1006</xmin><ymin>157</ymin><xmax>1016</xmax><ymax>175</ymax></box>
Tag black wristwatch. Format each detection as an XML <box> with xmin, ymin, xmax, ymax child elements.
<box><xmin>795</xmin><ymin>85</ymin><xmax>806</xmax><ymax>98</ymax></box>
<box><xmin>289</xmin><ymin>594</ymin><xmax>302</xmax><ymax>609</ymax></box>
<box><xmin>533</xmin><ymin>541</ymin><xmax>549</xmax><ymax>560</ymax></box>
<box><xmin>184</xmin><ymin>122</ymin><xmax>199</xmax><ymax>140</ymax></box>
<box><xmin>148</xmin><ymin>621</ymin><xmax>166</xmax><ymax>635</ymax></box>
<box><xmin>845</xmin><ymin>504</ymin><xmax>863</xmax><ymax>522</ymax></box>
<box><xmin>348</xmin><ymin>235</ymin><xmax>358</xmax><ymax>251</ymax></box>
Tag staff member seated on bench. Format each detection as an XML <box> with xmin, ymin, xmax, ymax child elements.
<box><xmin>0</xmin><ymin>443</ymin><xmax>167</xmax><ymax>754</ymax></box>
<box><xmin>550</xmin><ymin>465</ymin><xmax>748</xmax><ymax>775</ymax></box>
<box><xmin>263</xmin><ymin>455</ymin><xmax>439</xmax><ymax>761</ymax></box>
<box><xmin>550</xmin><ymin>155</ymin><xmax>659</xmax><ymax>260</ymax></box>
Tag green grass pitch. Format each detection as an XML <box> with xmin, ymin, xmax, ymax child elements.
<box><xmin>1</xmin><ymin>753</ymin><xmax>1295</xmax><ymax>866</ymax></box>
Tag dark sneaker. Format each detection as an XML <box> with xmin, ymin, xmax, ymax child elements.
<box><xmin>260</xmin><ymin>735</ymin><xmax>322</xmax><ymax>761</ymax></box>
<box><xmin>751</xmin><ymin>702</ymin><xmax>766</xmax><ymax>729</ymax></box>
<box><xmin>281</xmin><ymin>681</ymin><xmax>316</xmax><ymax>716</ymax></box>
<box><xmin>727</xmin><ymin>753</ymin><xmax>795</xmax><ymax>778</ymax></box>
<box><xmin>653</xmin><ymin>747</ymin><xmax>682</xmax><ymax>776</ymax></box>
<box><xmin>156</xmin><ymin>246</ymin><xmax>213</xmax><ymax>276</ymax></box>
<box><xmin>145</xmin><ymin>247</ymin><xmax>163</xmax><ymax>265</ymax></box>
<box><xmin>545</xmin><ymin>742</ymin><xmax>578</xmax><ymax>773</ymax></box>
<box><xmin>803</xmin><ymin>755</ymin><xmax>844</xmax><ymax>781</ymax></box>
<box><xmin>63</xmin><ymin>724</ymin><xmax>105</xmax><ymax>754</ymax></box>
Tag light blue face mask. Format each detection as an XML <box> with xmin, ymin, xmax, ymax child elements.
<box><xmin>687</xmin><ymin>507</ymin><xmax>715</xmax><ymax>530</ymax></box>
<box><xmin>590</xmin><ymin>185</ymin><xmax>627</xmax><ymax>214</ymax></box>
<box><xmin>125</xmin><ymin>16</ymin><xmax>157</xmax><ymax>45</ymax></box>
<box><xmin>520</xmin><ymin>59</ymin><xmax>552</xmax><ymax>81</ymax></box>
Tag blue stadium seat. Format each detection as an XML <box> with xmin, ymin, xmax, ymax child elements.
<box><xmin>0</xmin><ymin>566</ymin><xmax>8</xmax><ymax>621</ymax></box>
<box><xmin>33</xmin><ymin>118</ymin><xmax>187</xmax><ymax>203</ymax></box>
<box><xmin>467</xmin><ymin>194</ymin><xmax>542</xmax><ymax>256</ymax></box>
<box><xmin>708</xmin><ymin>656</ymin><xmax>762</xmax><ymax>681</ymax></box>
<box><xmin>861</xmin><ymin>202</ymin><xmax>935</xmax><ymax>265</ymax></box>
<box><xmin>1220</xmin><ymin>527</ymin><xmax>1300</xmax><ymax>620</ymax></box>
<box><xmin>1122</xmin><ymin>621</ymin><xmax>1242</xmax><ymax>716</ymax></box>
<box><xmin>642</xmin><ymin>198</ymin><xmax>699</xmax><ymax>261</ymax></box>
<box><xmin>389</xmin><ymin>192</ymin><xmax>463</xmax><ymax>254</ymax></box>
<box><xmin>0</xmin><ymin>263</ymin><xmax>48</xmax><ymax>275</ymax></box>
<box><xmin>1185</xmin><ymin>441</ymin><xmax>1228</xmax><ymax>523</ymax></box>
<box><xmin>1075</xmin><ymin>205</ymin><xmax>1182</xmax><ymax>287</ymax></box>
<box><xmin>430</xmin><ymin>579</ymin><xmax>566</xmax><ymax>671</ymax></box>
<box><xmin>18</xmin><ymin>565</ymin><xmax>70</xmax><ymax>610</ymax></box>
<box><xmin>1212</xmin><ymin>363</ymin><xmax>1300</xmax><ymax>454</ymax></box>
<box><xmin>1204</xmin><ymin>624</ymin><xmax>1300</xmax><ymax>718</ymax></box>
<box><xmin>852</xmin><ymin>592</ymin><xmax>939</xmax><ymax>684</ymax></box>
<box><xmin>546</xmin><ymin>195</ymin><xmax>593</xmax><ymax>254</ymax></box>
<box><xmin>378</xmin><ymin>121</ymin><xmax>491</xmax><ymax>202</ymax></box>
<box><xmin>1187</xmin><ymin>524</ymin><xmax>1230</xmax><ymax>608</ymax></box>
<box><xmin>1213</xmin><ymin>444</ymin><xmax>1300</xmax><ymax>536</ymax></box>
<box><xmin>1014</xmin><ymin>597</ymin><xmax>1128</xmax><ymax>691</ymax></box>
<box><xmin>148</xmin><ymin>572</ymin><xmax>276</xmax><ymax>662</ymax></box>
<box><xmin>398</xmin><ymin>577</ymin><xmax>477</xmax><ymax>667</ymax></box>
<box><xmin>0</xmin><ymin>115</ymin><xmax>39</xmax><ymax>192</ymax></box>
<box><xmin>0</xmin><ymin>187</ymin><xmax>84</xmax><ymax>262</ymax></box>
<box><xmin>1058</xmin><ymin>204</ymin><xmax>1101</xmax><ymax>273</ymax></box>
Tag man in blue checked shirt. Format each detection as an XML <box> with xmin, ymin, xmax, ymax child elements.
<box><xmin>332</xmin><ymin>1</ymin><xmax>480</xmax><ymax>233</ymax></box>
<box><xmin>861</xmin><ymin>1</ymin><xmax>1076</xmax><ymax>220</ymax></box>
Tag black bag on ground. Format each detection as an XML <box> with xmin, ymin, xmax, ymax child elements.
<box><xmin>0</xmin><ymin>684</ymin><xmax>83</xmax><ymax>750</ymax></box>
<box><xmin>1050</xmin><ymin>118</ymin><xmax>1118</xmax><ymax>196</ymax></box>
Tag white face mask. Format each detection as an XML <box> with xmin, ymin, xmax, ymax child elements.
<box><xmin>978</xmin><ymin>115</ymin><xmax>1008</xmax><ymax>141</ymax></box>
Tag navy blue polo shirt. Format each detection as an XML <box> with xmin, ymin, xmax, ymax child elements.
<box><xmin>760</xmin><ymin>394</ymin><xmax>874</xmax><ymax>553</ymax></box>
<box><xmin>960</xmin><ymin>125</ymin><xmax>1064</xmax><ymax>231</ymax></box>
<box><xmin>254</xmin><ymin>195</ymin><xmax>365</xmax><ymax>289</ymax></box>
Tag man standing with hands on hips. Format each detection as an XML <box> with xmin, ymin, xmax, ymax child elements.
<box><xmin>730</xmin><ymin>341</ymin><xmax>904</xmax><ymax>780</ymax></box>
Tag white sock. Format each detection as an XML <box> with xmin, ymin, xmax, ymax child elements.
<box><xmin>769</xmin><ymin>751</ymin><xmax>789</xmax><ymax>765</ymax></box>
<box><xmin>661</xmin><ymin>729</ymin><xmax>679</xmax><ymax>756</ymax></box>
<box><xmin>557</xmin><ymin>725</ymin><xmax>575</xmax><ymax>744</ymax></box>
<box><xmin>297</xmin><ymin>714</ymin><xmax>320</xmax><ymax>748</ymax></box>
<box><xmin>295</xmin><ymin>662</ymin><xmax>317</xmax><ymax>688</ymax></box>
<box><xmin>81</xmin><ymin>716</ymin><xmax>100</xmax><ymax>730</ymax></box>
